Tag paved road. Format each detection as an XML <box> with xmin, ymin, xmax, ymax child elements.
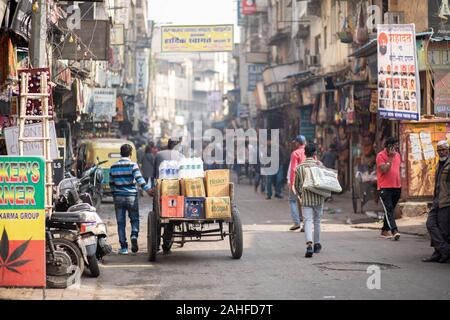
<box><xmin>1</xmin><ymin>183</ymin><xmax>449</xmax><ymax>300</ymax></box>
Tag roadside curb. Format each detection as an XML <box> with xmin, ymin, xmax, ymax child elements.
<box><xmin>350</xmin><ymin>225</ymin><xmax>428</xmax><ymax>238</ymax></box>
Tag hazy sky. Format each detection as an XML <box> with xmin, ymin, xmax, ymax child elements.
<box><xmin>147</xmin><ymin>0</ymin><xmax>240</xmax><ymax>41</ymax></box>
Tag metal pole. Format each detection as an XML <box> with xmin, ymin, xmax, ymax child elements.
<box><xmin>29</xmin><ymin>0</ymin><xmax>47</xmax><ymax>68</ymax></box>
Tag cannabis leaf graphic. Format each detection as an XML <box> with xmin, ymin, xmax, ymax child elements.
<box><xmin>0</xmin><ymin>228</ymin><xmax>32</xmax><ymax>280</ymax></box>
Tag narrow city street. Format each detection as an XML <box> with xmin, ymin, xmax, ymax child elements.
<box><xmin>1</xmin><ymin>180</ymin><xmax>449</xmax><ymax>300</ymax></box>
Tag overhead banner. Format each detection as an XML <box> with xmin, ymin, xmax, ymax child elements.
<box><xmin>0</xmin><ymin>156</ymin><xmax>46</xmax><ymax>287</ymax></box>
<box><xmin>161</xmin><ymin>25</ymin><xmax>234</xmax><ymax>52</ymax></box>
<box><xmin>377</xmin><ymin>24</ymin><xmax>421</xmax><ymax>121</ymax></box>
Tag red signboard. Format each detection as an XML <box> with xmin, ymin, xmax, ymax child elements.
<box><xmin>242</xmin><ymin>0</ymin><xmax>256</xmax><ymax>15</ymax></box>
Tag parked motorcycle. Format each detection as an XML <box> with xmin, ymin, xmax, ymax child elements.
<box><xmin>50</xmin><ymin>176</ymin><xmax>112</xmax><ymax>278</ymax></box>
<box><xmin>45</xmin><ymin>229</ymin><xmax>82</xmax><ymax>288</ymax></box>
<box><xmin>79</xmin><ymin>158</ymin><xmax>108</xmax><ymax>211</ymax></box>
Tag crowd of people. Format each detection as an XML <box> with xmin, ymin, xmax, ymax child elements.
<box><xmin>107</xmin><ymin>134</ymin><xmax>449</xmax><ymax>262</ymax></box>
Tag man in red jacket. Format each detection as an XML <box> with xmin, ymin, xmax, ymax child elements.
<box><xmin>287</xmin><ymin>135</ymin><xmax>306</xmax><ymax>231</ymax></box>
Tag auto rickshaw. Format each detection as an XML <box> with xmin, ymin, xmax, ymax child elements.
<box><xmin>76</xmin><ymin>138</ymin><xmax>138</xmax><ymax>199</ymax></box>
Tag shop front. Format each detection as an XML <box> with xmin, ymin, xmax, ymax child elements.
<box><xmin>399</xmin><ymin>119</ymin><xmax>450</xmax><ymax>201</ymax></box>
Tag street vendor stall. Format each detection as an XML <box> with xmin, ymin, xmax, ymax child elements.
<box><xmin>399</xmin><ymin>118</ymin><xmax>450</xmax><ymax>201</ymax></box>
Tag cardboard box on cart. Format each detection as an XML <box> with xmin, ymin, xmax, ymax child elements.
<box><xmin>205</xmin><ymin>169</ymin><xmax>230</xmax><ymax>197</ymax></box>
<box><xmin>205</xmin><ymin>197</ymin><xmax>232</xmax><ymax>219</ymax></box>
<box><xmin>160</xmin><ymin>179</ymin><xmax>180</xmax><ymax>196</ymax></box>
<box><xmin>181</xmin><ymin>178</ymin><xmax>206</xmax><ymax>197</ymax></box>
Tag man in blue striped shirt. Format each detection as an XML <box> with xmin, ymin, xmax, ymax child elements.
<box><xmin>110</xmin><ymin>144</ymin><xmax>153</xmax><ymax>255</ymax></box>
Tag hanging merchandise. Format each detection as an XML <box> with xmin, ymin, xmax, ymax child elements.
<box><xmin>369</xmin><ymin>90</ymin><xmax>378</xmax><ymax>113</ymax></box>
<box><xmin>334</xmin><ymin>90</ymin><xmax>342</xmax><ymax>125</ymax></box>
<box><xmin>355</xmin><ymin>1</ymin><xmax>369</xmax><ymax>44</ymax></box>
<box><xmin>346</xmin><ymin>87</ymin><xmax>355</xmax><ymax>124</ymax></box>
<box><xmin>310</xmin><ymin>95</ymin><xmax>319</xmax><ymax>125</ymax></box>
<box><xmin>317</xmin><ymin>93</ymin><xmax>327</xmax><ymax>125</ymax></box>
<box><xmin>0</xmin><ymin>33</ymin><xmax>18</xmax><ymax>86</ymax></box>
<box><xmin>338</xmin><ymin>17</ymin><xmax>354</xmax><ymax>44</ymax></box>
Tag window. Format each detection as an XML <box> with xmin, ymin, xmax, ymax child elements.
<box><xmin>324</xmin><ymin>26</ymin><xmax>327</xmax><ymax>50</ymax></box>
<box><xmin>315</xmin><ymin>35</ymin><xmax>321</xmax><ymax>55</ymax></box>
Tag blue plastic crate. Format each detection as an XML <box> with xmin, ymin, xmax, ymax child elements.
<box><xmin>184</xmin><ymin>197</ymin><xmax>206</xmax><ymax>219</ymax></box>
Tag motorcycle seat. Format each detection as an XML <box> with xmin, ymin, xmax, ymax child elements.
<box><xmin>49</xmin><ymin>211</ymin><xmax>94</xmax><ymax>223</ymax></box>
<box><xmin>68</xmin><ymin>203</ymin><xmax>96</xmax><ymax>213</ymax></box>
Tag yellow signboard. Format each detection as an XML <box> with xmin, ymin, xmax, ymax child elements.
<box><xmin>161</xmin><ymin>25</ymin><xmax>234</xmax><ymax>52</ymax></box>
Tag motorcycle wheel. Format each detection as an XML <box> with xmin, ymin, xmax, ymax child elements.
<box><xmin>87</xmin><ymin>255</ymin><xmax>100</xmax><ymax>277</ymax></box>
<box><xmin>52</xmin><ymin>238</ymin><xmax>85</xmax><ymax>274</ymax></box>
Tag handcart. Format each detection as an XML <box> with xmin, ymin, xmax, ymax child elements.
<box><xmin>147</xmin><ymin>183</ymin><xmax>243</xmax><ymax>262</ymax></box>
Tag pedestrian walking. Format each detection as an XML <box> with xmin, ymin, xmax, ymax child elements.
<box><xmin>294</xmin><ymin>143</ymin><xmax>325</xmax><ymax>258</ymax></box>
<box><xmin>321</xmin><ymin>143</ymin><xmax>338</xmax><ymax>202</ymax></box>
<box><xmin>265</xmin><ymin>139</ymin><xmax>283</xmax><ymax>200</ymax></box>
<box><xmin>321</xmin><ymin>143</ymin><xmax>338</xmax><ymax>169</ymax></box>
<box><xmin>109</xmin><ymin>144</ymin><xmax>153</xmax><ymax>255</ymax></box>
<box><xmin>287</xmin><ymin>135</ymin><xmax>307</xmax><ymax>231</ymax></box>
<box><xmin>422</xmin><ymin>140</ymin><xmax>450</xmax><ymax>263</ymax></box>
<box><xmin>376</xmin><ymin>137</ymin><xmax>402</xmax><ymax>241</ymax></box>
<box><xmin>140</xmin><ymin>142</ymin><xmax>156</xmax><ymax>185</ymax></box>
<box><xmin>153</xmin><ymin>138</ymin><xmax>185</xmax><ymax>178</ymax></box>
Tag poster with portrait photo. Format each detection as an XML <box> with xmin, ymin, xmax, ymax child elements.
<box><xmin>377</xmin><ymin>24</ymin><xmax>421</xmax><ymax>121</ymax></box>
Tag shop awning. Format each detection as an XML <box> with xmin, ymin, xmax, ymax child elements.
<box><xmin>350</xmin><ymin>32</ymin><xmax>435</xmax><ymax>58</ymax></box>
<box><xmin>262</xmin><ymin>62</ymin><xmax>301</xmax><ymax>86</ymax></box>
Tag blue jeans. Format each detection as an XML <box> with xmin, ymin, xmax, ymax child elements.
<box><xmin>302</xmin><ymin>205</ymin><xmax>324</xmax><ymax>245</ymax></box>
<box><xmin>114</xmin><ymin>195</ymin><xmax>140</xmax><ymax>249</ymax></box>
<box><xmin>266</xmin><ymin>166</ymin><xmax>284</xmax><ymax>197</ymax></box>
<box><xmin>289</xmin><ymin>189</ymin><xmax>302</xmax><ymax>225</ymax></box>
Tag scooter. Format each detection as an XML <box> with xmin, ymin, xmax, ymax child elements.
<box><xmin>79</xmin><ymin>158</ymin><xmax>108</xmax><ymax>211</ymax></box>
<box><xmin>50</xmin><ymin>177</ymin><xmax>111</xmax><ymax>277</ymax></box>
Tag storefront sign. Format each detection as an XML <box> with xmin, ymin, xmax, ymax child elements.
<box><xmin>4</xmin><ymin>121</ymin><xmax>58</xmax><ymax>160</ymax></box>
<box><xmin>161</xmin><ymin>25</ymin><xmax>233</xmax><ymax>52</ymax></box>
<box><xmin>91</xmin><ymin>88</ymin><xmax>117</xmax><ymax>122</ymax></box>
<box><xmin>428</xmin><ymin>0</ymin><xmax>450</xmax><ymax>39</ymax></box>
<box><xmin>114</xmin><ymin>0</ymin><xmax>129</xmax><ymax>29</ymax></box>
<box><xmin>377</xmin><ymin>24</ymin><xmax>421</xmax><ymax>121</ymax></box>
<box><xmin>248</xmin><ymin>64</ymin><xmax>266</xmax><ymax>92</ymax></box>
<box><xmin>435</xmin><ymin>70</ymin><xmax>450</xmax><ymax>113</ymax></box>
<box><xmin>135</xmin><ymin>51</ymin><xmax>149</xmax><ymax>93</ymax></box>
<box><xmin>110</xmin><ymin>24</ymin><xmax>124</xmax><ymax>45</ymax></box>
<box><xmin>237</xmin><ymin>0</ymin><xmax>245</xmax><ymax>26</ymax></box>
<box><xmin>0</xmin><ymin>156</ymin><xmax>46</xmax><ymax>287</ymax></box>
<box><xmin>242</xmin><ymin>0</ymin><xmax>256</xmax><ymax>15</ymax></box>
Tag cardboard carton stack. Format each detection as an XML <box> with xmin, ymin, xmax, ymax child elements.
<box><xmin>158</xmin><ymin>168</ymin><xmax>231</xmax><ymax>220</ymax></box>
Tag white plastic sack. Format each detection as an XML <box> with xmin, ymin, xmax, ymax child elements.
<box><xmin>303</xmin><ymin>167</ymin><xmax>332</xmax><ymax>197</ymax></box>
<box><xmin>309</xmin><ymin>166</ymin><xmax>342</xmax><ymax>193</ymax></box>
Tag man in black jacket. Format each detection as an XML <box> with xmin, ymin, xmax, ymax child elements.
<box><xmin>423</xmin><ymin>140</ymin><xmax>450</xmax><ymax>263</ymax></box>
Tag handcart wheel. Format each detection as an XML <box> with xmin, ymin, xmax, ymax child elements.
<box><xmin>229</xmin><ymin>207</ymin><xmax>243</xmax><ymax>259</ymax></box>
<box><xmin>162</xmin><ymin>223</ymin><xmax>175</xmax><ymax>254</ymax></box>
<box><xmin>147</xmin><ymin>211</ymin><xmax>158</xmax><ymax>262</ymax></box>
